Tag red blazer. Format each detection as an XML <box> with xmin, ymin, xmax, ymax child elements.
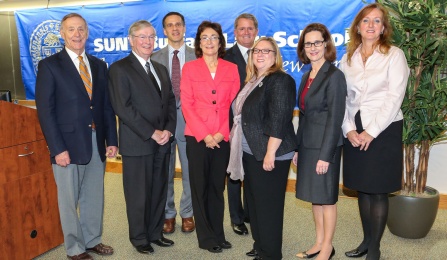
<box><xmin>181</xmin><ymin>57</ymin><xmax>239</xmax><ymax>142</ymax></box>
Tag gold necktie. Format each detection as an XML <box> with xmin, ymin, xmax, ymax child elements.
<box><xmin>78</xmin><ymin>56</ymin><xmax>92</xmax><ymax>99</ymax></box>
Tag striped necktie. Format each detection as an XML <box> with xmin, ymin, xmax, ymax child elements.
<box><xmin>78</xmin><ymin>56</ymin><xmax>92</xmax><ymax>99</ymax></box>
<box><xmin>171</xmin><ymin>50</ymin><xmax>180</xmax><ymax>98</ymax></box>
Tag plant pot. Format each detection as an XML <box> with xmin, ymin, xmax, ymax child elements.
<box><xmin>387</xmin><ymin>186</ymin><xmax>439</xmax><ymax>239</ymax></box>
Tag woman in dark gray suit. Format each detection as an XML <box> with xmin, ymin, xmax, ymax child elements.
<box><xmin>293</xmin><ymin>23</ymin><xmax>346</xmax><ymax>260</ymax></box>
<box><xmin>227</xmin><ymin>37</ymin><xmax>296</xmax><ymax>260</ymax></box>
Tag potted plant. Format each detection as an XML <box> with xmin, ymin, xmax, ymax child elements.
<box><xmin>378</xmin><ymin>0</ymin><xmax>447</xmax><ymax>238</ymax></box>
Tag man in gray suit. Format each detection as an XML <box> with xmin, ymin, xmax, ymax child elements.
<box><xmin>151</xmin><ymin>12</ymin><xmax>196</xmax><ymax>234</ymax></box>
<box><xmin>108</xmin><ymin>20</ymin><xmax>176</xmax><ymax>254</ymax></box>
<box><xmin>224</xmin><ymin>13</ymin><xmax>258</xmax><ymax>236</ymax></box>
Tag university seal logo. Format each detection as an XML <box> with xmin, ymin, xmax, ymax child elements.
<box><xmin>30</xmin><ymin>20</ymin><xmax>63</xmax><ymax>75</ymax></box>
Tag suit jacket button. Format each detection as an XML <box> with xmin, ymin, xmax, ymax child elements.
<box><xmin>212</xmin><ymin>90</ymin><xmax>216</xmax><ymax>94</ymax></box>
<box><xmin>212</xmin><ymin>100</ymin><xmax>216</xmax><ymax>104</ymax></box>
<box><xmin>243</xmin><ymin>122</ymin><xmax>247</xmax><ymax>126</ymax></box>
<box><xmin>90</xmin><ymin>106</ymin><xmax>93</xmax><ymax>109</ymax></box>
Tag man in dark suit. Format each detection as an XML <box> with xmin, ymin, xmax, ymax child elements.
<box><xmin>151</xmin><ymin>11</ymin><xmax>196</xmax><ymax>234</ymax></box>
<box><xmin>224</xmin><ymin>13</ymin><xmax>258</xmax><ymax>236</ymax></box>
<box><xmin>108</xmin><ymin>20</ymin><xmax>176</xmax><ymax>255</ymax></box>
<box><xmin>35</xmin><ymin>13</ymin><xmax>118</xmax><ymax>260</ymax></box>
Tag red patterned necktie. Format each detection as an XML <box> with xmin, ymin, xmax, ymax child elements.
<box><xmin>171</xmin><ymin>50</ymin><xmax>181</xmax><ymax>98</ymax></box>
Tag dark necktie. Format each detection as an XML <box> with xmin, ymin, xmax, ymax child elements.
<box><xmin>171</xmin><ymin>50</ymin><xmax>181</xmax><ymax>99</ymax></box>
<box><xmin>145</xmin><ymin>61</ymin><xmax>160</xmax><ymax>90</ymax></box>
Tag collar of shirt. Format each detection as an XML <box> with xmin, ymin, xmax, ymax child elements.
<box><xmin>132</xmin><ymin>51</ymin><xmax>161</xmax><ymax>88</ymax></box>
<box><xmin>66</xmin><ymin>48</ymin><xmax>90</xmax><ymax>73</ymax></box>
<box><xmin>168</xmin><ymin>43</ymin><xmax>186</xmax><ymax>56</ymax></box>
<box><xmin>237</xmin><ymin>43</ymin><xmax>250</xmax><ymax>61</ymax></box>
<box><xmin>133</xmin><ymin>50</ymin><xmax>152</xmax><ymax>68</ymax></box>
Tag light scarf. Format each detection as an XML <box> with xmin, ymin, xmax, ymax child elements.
<box><xmin>227</xmin><ymin>75</ymin><xmax>265</xmax><ymax>181</ymax></box>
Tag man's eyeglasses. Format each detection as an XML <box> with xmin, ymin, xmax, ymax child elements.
<box><xmin>304</xmin><ymin>40</ymin><xmax>325</xmax><ymax>48</ymax></box>
<box><xmin>132</xmin><ymin>35</ymin><xmax>157</xmax><ymax>41</ymax></box>
<box><xmin>200</xmin><ymin>36</ymin><xmax>220</xmax><ymax>42</ymax></box>
<box><xmin>252</xmin><ymin>48</ymin><xmax>276</xmax><ymax>54</ymax></box>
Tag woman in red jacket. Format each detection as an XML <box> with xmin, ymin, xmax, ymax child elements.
<box><xmin>180</xmin><ymin>21</ymin><xmax>239</xmax><ymax>254</ymax></box>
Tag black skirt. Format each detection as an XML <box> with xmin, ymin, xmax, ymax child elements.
<box><xmin>343</xmin><ymin>111</ymin><xmax>403</xmax><ymax>194</ymax></box>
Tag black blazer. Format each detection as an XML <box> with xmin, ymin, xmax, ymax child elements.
<box><xmin>35</xmin><ymin>48</ymin><xmax>118</xmax><ymax>164</ymax></box>
<box><xmin>108</xmin><ymin>52</ymin><xmax>176</xmax><ymax>156</ymax></box>
<box><xmin>224</xmin><ymin>44</ymin><xmax>247</xmax><ymax>87</ymax></box>
<box><xmin>296</xmin><ymin>60</ymin><xmax>347</xmax><ymax>162</ymax></box>
<box><xmin>241</xmin><ymin>71</ymin><xmax>297</xmax><ymax>161</ymax></box>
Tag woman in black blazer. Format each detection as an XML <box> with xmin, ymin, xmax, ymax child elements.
<box><xmin>293</xmin><ymin>23</ymin><xmax>347</xmax><ymax>260</ymax></box>
<box><xmin>227</xmin><ymin>37</ymin><xmax>296</xmax><ymax>260</ymax></box>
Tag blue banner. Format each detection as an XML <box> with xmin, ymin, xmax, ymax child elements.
<box><xmin>15</xmin><ymin>0</ymin><xmax>373</xmax><ymax>99</ymax></box>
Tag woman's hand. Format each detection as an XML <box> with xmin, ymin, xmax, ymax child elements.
<box><xmin>263</xmin><ymin>152</ymin><xmax>276</xmax><ymax>171</ymax></box>
<box><xmin>358</xmin><ymin>131</ymin><xmax>374</xmax><ymax>151</ymax></box>
<box><xmin>292</xmin><ymin>152</ymin><xmax>298</xmax><ymax>166</ymax></box>
<box><xmin>347</xmin><ymin>130</ymin><xmax>362</xmax><ymax>147</ymax></box>
<box><xmin>315</xmin><ymin>160</ymin><xmax>329</xmax><ymax>175</ymax></box>
<box><xmin>204</xmin><ymin>134</ymin><xmax>220</xmax><ymax>149</ymax></box>
<box><xmin>213</xmin><ymin>132</ymin><xmax>224</xmax><ymax>144</ymax></box>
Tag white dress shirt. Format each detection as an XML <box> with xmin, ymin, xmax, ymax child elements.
<box><xmin>340</xmin><ymin>45</ymin><xmax>409</xmax><ymax>138</ymax></box>
<box><xmin>237</xmin><ymin>43</ymin><xmax>250</xmax><ymax>63</ymax></box>
<box><xmin>66</xmin><ymin>48</ymin><xmax>92</xmax><ymax>84</ymax></box>
<box><xmin>167</xmin><ymin>44</ymin><xmax>186</xmax><ymax>77</ymax></box>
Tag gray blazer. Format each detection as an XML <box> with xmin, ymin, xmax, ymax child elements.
<box><xmin>151</xmin><ymin>45</ymin><xmax>195</xmax><ymax>141</ymax></box>
<box><xmin>296</xmin><ymin>60</ymin><xmax>347</xmax><ymax>162</ymax></box>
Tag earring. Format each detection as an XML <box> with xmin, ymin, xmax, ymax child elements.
<box><xmin>357</xmin><ymin>30</ymin><xmax>360</xmax><ymax>34</ymax></box>
<box><xmin>380</xmin><ymin>31</ymin><xmax>384</xmax><ymax>34</ymax></box>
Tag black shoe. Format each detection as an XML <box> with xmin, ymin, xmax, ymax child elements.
<box><xmin>329</xmin><ymin>247</ymin><xmax>335</xmax><ymax>260</ymax></box>
<box><xmin>220</xmin><ymin>240</ymin><xmax>232</xmax><ymax>249</ymax></box>
<box><xmin>135</xmin><ymin>244</ymin><xmax>154</xmax><ymax>254</ymax></box>
<box><xmin>244</xmin><ymin>217</ymin><xmax>250</xmax><ymax>223</ymax></box>
<box><xmin>345</xmin><ymin>247</ymin><xmax>367</xmax><ymax>258</ymax></box>
<box><xmin>207</xmin><ymin>246</ymin><xmax>222</xmax><ymax>253</ymax></box>
<box><xmin>246</xmin><ymin>249</ymin><xmax>258</xmax><ymax>257</ymax></box>
<box><xmin>231</xmin><ymin>223</ymin><xmax>249</xmax><ymax>235</ymax></box>
<box><xmin>254</xmin><ymin>256</ymin><xmax>263</xmax><ymax>260</ymax></box>
<box><xmin>296</xmin><ymin>250</ymin><xmax>320</xmax><ymax>259</ymax></box>
<box><xmin>151</xmin><ymin>236</ymin><xmax>174</xmax><ymax>247</ymax></box>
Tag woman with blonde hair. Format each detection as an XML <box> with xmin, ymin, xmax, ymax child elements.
<box><xmin>227</xmin><ymin>37</ymin><xmax>296</xmax><ymax>260</ymax></box>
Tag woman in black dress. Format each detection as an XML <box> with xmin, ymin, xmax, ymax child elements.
<box><xmin>340</xmin><ymin>3</ymin><xmax>409</xmax><ymax>260</ymax></box>
<box><xmin>293</xmin><ymin>23</ymin><xmax>346</xmax><ymax>260</ymax></box>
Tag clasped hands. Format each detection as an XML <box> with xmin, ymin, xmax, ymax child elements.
<box><xmin>151</xmin><ymin>129</ymin><xmax>172</xmax><ymax>146</ymax></box>
<box><xmin>347</xmin><ymin>130</ymin><xmax>374</xmax><ymax>151</ymax></box>
<box><xmin>204</xmin><ymin>133</ymin><xmax>224</xmax><ymax>149</ymax></box>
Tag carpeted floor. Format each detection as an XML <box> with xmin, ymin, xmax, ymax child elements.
<box><xmin>35</xmin><ymin>172</ymin><xmax>447</xmax><ymax>260</ymax></box>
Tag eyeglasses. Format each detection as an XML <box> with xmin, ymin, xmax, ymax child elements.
<box><xmin>132</xmin><ymin>35</ymin><xmax>157</xmax><ymax>41</ymax></box>
<box><xmin>252</xmin><ymin>48</ymin><xmax>276</xmax><ymax>54</ymax></box>
<box><xmin>166</xmin><ymin>22</ymin><xmax>184</xmax><ymax>28</ymax></box>
<box><xmin>200</xmin><ymin>36</ymin><xmax>220</xmax><ymax>42</ymax></box>
<box><xmin>304</xmin><ymin>40</ymin><xmax>325</xmax><ymax>48</ymax></box>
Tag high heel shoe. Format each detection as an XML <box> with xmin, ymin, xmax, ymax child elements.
<box><xmin>296</xmin><ymin>250</ymin><xmax>320</xmax><ymax>259</ymax></box>
<box><xmin>328</xmin><ymin>247</ymin><xmax>335</xmax><ymax>260</ymax></box>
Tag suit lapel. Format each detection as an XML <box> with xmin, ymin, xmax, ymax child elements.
<box><xmin>59</xmin><ymin>48</ymin><xmax>90</xmax><ymax>100</ymax></box>
<box><xmin>304</xmin><ymin>61</ymin><xmax>331</xmax><ymax>107</ymax></box>
<box><xmin>129</xmin><ymin>53</ymin><xmax>161</xmax><ymax>97</ymax></box>
<box><xmin>232</xmin><ymin>45</ymin><xmax>246</xmax><ymax>68</ymax></box>
<box><xmin>88</xmin><ymin>55</ymin><xmax>99</xmax><ymax>100</ymax></box>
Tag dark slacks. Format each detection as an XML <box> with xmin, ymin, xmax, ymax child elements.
<box><xmin>186</xmin><ymin>136</ymin><xmax>229</xmax><ymax>249</ymax></box>
<box><xmin>227</xmin><ymin>177</ymin><xmax>249</xmax><ymax>224</ymax></box>
<box><xmin>122</xmin><ymin>151</ymin><xmax>169</xmax><ymax>246</ymax></box>
<box><xmin>243</xmin><ymin>152</ymin><xmax>290</xmax><ymax>260</ymax></box>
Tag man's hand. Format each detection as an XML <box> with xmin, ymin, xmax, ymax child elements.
<box><xmin>106</xmin><ymin>146</ymin><xmax>118</xmax><ymax>158</ymax></box>
<box><xmin>55</xmin><ymin>150</ymin><xmax>70</xmax><ymax>167</ymax></box>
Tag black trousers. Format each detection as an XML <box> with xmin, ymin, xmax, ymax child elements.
<box><xmin>186</xmin><ymin>136</ymin><xmax>229</xmax><ymax>249</ymax></box>
<box><xmin>243</xmin><ymin>152</ymin><xmax>290</xmax><ymax>260</ymax></box>
<box><xmin>122</xmin><ymin>152</ymin><xmax>169</xmax><ymax>246</ymax></box>
<box><xmin>227</xmin><ymin>177</ymin><xmax>249</xmax><ymax>224</ymax></box>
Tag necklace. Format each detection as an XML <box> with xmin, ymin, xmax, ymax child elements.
<box><xmin>361</xmin><ymin>49</ymin><xmax>373</xmax><ymax>63</ymax></box>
